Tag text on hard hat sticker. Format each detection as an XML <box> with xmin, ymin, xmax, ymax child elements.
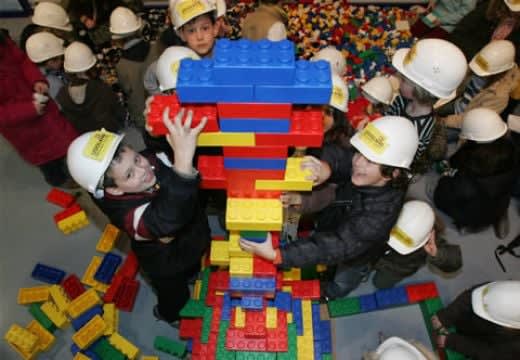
<box><xmin>83</xmin><ymin>131</ymin><xmax>118</xmax><ymax>161</ymax></box>
<box><xmin>359</xmin><ymin>123</ymin><xmax>388</xmax><ymax>154</ymax></box>
<box><xmin>390</xmin><ymin>226</ymin><xmax>414</xmax><ymax>247</ymax></box>
<box><xmin>331</xmin><ymin>85</ymin><xmax>346</xmax><ymax>107</ymax></box>
<box><xmin>474</xmin><ymin>54</ymin><xmax>489</xmax><ymax>72</ymax></box>
<box><xmin>170</xmin><ymin>61</ymin><xmax>180</xmax><ymax>76</ymax></box>
<box><xmin>176</xmin><ymin>0</ymin><xmax>206</xmax><ymax>21</ymax></box>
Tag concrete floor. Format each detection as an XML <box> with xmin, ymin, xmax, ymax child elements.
<box><xmin>1</xmin><ymin>127</ymin><xmax>519</xmax><ymax>359</ymax></box>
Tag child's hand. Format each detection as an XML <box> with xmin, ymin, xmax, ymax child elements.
<box><xmin>33</xmin><ymin>81</ymin><xmax>49</xmax><ymax>95</ymax></box>
<box><xmin>301</xmin><ymin>156</ymin><xmax>331</xmax><ymax>186</ymax></box>
<box><xmin>33</xmin><ymin>100</ymin><xmax>46</xmax><ymax>115</ymax></box>
<box><xmin>239</xmin><ymin>232</ymin><xmax>276</xmax><ymax>261</ymax></box>
<box><xmin>423</xmin><ymin>231</ymin><xmax>438</xmax><ymax>257</ymax></box>
<box><xmin>280</xmin><ymin>192</ymin><xmax>302</xmax><ymax>208</ymax></box>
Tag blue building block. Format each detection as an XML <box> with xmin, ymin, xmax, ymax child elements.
<box><xmin>71</xmin><ymin>343</ymin><xmax>80</xmax><ymax>355</ymax></box>
<box><xmin>231</xmin><ymin>298</ymin><xmax>241</xmax><ymax>307</ymax></box>
<box><xmin>312</xmin><ymin>303</ymin><xmax>322</xmax><ymax>340</ymax></box>
<box><xmin>241</xmin><ymin>295</ymin><xmax>263</xmax><ymax>310</ymax></box>
<box><xmin>254</xmin><ymin>60</ymin><xmax>332</xmax><ymax>104</ymax></box>
<box><xmin>267</xmin><ymin>299</ymin><xmax>275</xmax><ymax>307</ymax></box>
<box><xmin>320</xmin><ymin>320</ymin><xmax>332</xmax><ymax>353</ymax></box>
<box><xmin>229</xmin><ymin>276</ymin><xmax>276</xmax><ymax>295</ymax></box>
<box><xmin>186</xmin><ymin>339</ymin><xmax>192</xmax><ymax>353</ymax></box>
<box><xmin>72</xmin><ymin>305</ymin><xmax>103</xmax><ymax>331</ymax></box>
<box><xmin>359</xmin><ymin>294</ymin><xmax>378</xmax><ymax>312</ymax></box>
<box><xmin>274</xmin><ymin>291</ymin><xmax>292</xmax><ymax>312</ymax></box>
<box><xmin>292</xmin><ymin>298</ymin><xmax>303</xmax><ymax>336</ymax></box>
<box><xmin>314</xmin><ymin>340</ymin><xmax>323</xmax><ymax>360</ymax></box>
<box><xmin>83</xmin><ymin>350</ymin><xmax>101</xmax><ymax>360</ymax></box>
<box><xmin>176</xmin><ymin>59</ymin><xmax>254</xmax><ymax>103</ymax></box>
<box><xmin>94</xmin><ymin>252</ymin><xmax>122</xmax><ymax>284</ymax></box>
<box><xmin>221</xmin><ymin>293</ymin><xmax>232</xmax><ymax>320</ymax></box>
<box><xmin>375</xmin><ymin>286</ymin><xmax>409</xmax><ymax>309</ymax></box>
<box><xmin>213</xmin><ymin>39</ymin><xmax>296</xmax><ymax>85</ymax></box>
<box><xmin>219</xmin><ymin>118</ymin><xmax>290</xmax><ymax>133</ymax></box>
<box><xmin>31</xmin><ymin>263</ymin><xmax>66</xmax><ymax>284</ymax></box>
<box><xmin>224</xmin><ymin>158</ymin><xmax>286</xmax><ymax>170</ymax></box>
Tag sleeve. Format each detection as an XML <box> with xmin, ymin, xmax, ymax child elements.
<box><xmin>441</xmin><ymin>113</ymin><xmax>464</xmax><ymax>129</ymax></box>
<box><xmin>384</xmin><ymin>95</ymin><xmax>405</xmax><ymax>116</ymax></box>
<box><xmin>436</xmin><ymin>288</ymin><xmax>473</xmax><ymax>327</ymax></box>
<box><xmin>415</xmin><ymin>116</ymin><xmax>436</xmax><ymax>157</ymax></box>
<box><xmin>9</xmin><ymin>38</ymin><xmax>47</xmax><ymax>86</ymax></box>
<box><xmin>143</xmin><ymin>61</ymin><xmax>161</xmax><ymax>95</ymax></box>
<box><xmin>0</xmin><ymin>101</ymin><xmax>38</xmax><ymax>127</ymax></box>
<box><xmin>299</xmin><ymin>183</ymin><xmax>337</xmax><ymax>214</ymax></box>
<box><xmin>427</xmin><ymin>237</ymin><xmax>463</xmax><ymax>273</ymax></box>
<box><xmin>319</xmin><ymin>143</ymin><xmax>353</xmax><ymax>184</ymax></box>
<box><xmin>445</xmin><ymin>334</ymin><xmax>520</xmax><ymax>360</ymax></box>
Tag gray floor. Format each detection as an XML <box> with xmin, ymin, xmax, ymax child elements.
<box><xmin>1</xmin><ymin>128</ymin><xmax>519</xmax><ymax>359</ymax></box>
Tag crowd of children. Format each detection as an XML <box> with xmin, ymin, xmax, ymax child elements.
<box><xmin>2</xmin><ymin>0</ymin><xmax>520</xmax><ymax>358</ymax></box>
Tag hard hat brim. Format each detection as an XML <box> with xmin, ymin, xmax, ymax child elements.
<box><xmin>471</xmin><ymin>282</ymin><xmax>520</xmax><ymax>329</ymax></box>
<box><xmin>459</xmin><ymin>122</ymin><xmax>508</xmax><ymax>143</ymax></box>
<box><xmin>32</xmin><ymin>17</ymin><xmax>73</xmax><ymax>32</ymax></box>
<box><xmin>387</xmin><ymin>232</ymin><xmax>430</xmax><ymax>255</ymax></box>
<box><xmin>64</xmin><ymin>56</ymin><xmax>97</xmax><ymax>73</ymax></box>
<box><xmin>110</xmin><ymin>18</ymin><xmax>143</xmax><ymax>36</ymax></box>
<box><xmin>469</xmin><ymin>56</ymin><xmax>515</xmax><ymax>77</ymax></box>
<box><xmin>376</xmin><ymin>337</ymin><xmax>426</xmax><ymax>358</ymax></box>
<box><xmin>505</xmin><ymin>0</ymin><xmax>520</xmax><ymax>12</ymax></box>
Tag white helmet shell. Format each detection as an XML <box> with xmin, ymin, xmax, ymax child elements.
<box><xmin>504</xmin><ymin>0</ymin><xmax>520</xmax><ymax>12</ymax></box>
<box><xmin>459</xmin><ymin>107</ymin><xmax>508</xmax><ymax>143</ymax></box>
<box><xmin>110</xmin><ymin>7</ymin><xmax>143</xmax><ymax>37</ymax></box>
<box><xmin>376</xmin><ymin>337</ymin><xmax>427</xmax><ymax>360</ymax></box>
<box><xmin>25</xmin><ymin>32</ymin><xmax>65</xmax><ymax>63</ymax></box>
<box><xmin>472</xmin><ymin>281</ymin><xmax>520</xmax><ymax>329</ymax></box>
<box><xmin>32</xmin><ymin>2</ymin><xmax>73</xmax><ymax>32</ymax></box>
<box><xmin>64</xmin><ymin>42</ymin><xmax>97</xmax><ymax>73</ymax></box>
<box><xmin>169</xmin><ymin>0</ymin><xmax>217</xmax><ymax>30</ymax></box>
<box><xmin>312</xmin><ymin>46</ymin><xmax>346</xmax><ymax>76</ymax></box>
<box><xmin>362</xmin><ymin>76</ymin><xmax>395</xmax><ymax>105</ymax></box>
<box><xmin>329</xmin><ymin>74</ymin><xmax>349</xmax><ymax>112</ymax></box>
<box><xmin>156</xmin><ymin>46</ymin><xmax>201</xmax><ymax>91</ymax></box>
<box><xmin>469</xmin><ymin>40</ymin><xmax>516</xmax><ymax>77</ymax></box>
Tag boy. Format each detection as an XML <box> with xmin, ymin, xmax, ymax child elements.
<box><xmin>66</xmin><ymin>109</ymin><xmax>211</xmax><ymax>325</ymax></box>
<box><xmin>240</xmin><ymin>116</ymin><xmax>419</xmax><ymax>299</ymax></box>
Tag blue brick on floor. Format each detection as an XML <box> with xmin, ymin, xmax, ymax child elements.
<box><xmin>375</xmin><ymin>286</ymin><xmax>409</xmax><ymax>308</ymax></box>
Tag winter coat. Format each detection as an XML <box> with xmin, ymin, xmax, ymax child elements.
<box><xmin>279</xmin><ymin>145</ymin><xmax>405</xmax><ymax>268</ymax></box>
<box><xmin>0</xmin><ymin>37</ymin><xmax>78</xmax><ymax>165</ymax></box>
<box><xmin>436</xmin><ymin>285</ymin><xmax>520</xmax><ymax>360</ymax></box>
<box><xmin>95</xmin><ymin>151</ymin><xmax>211</xmax><ymax>279</ymax></box>
<box><xmin>430</xmin><ymin>0</ymin><xmax>478</xmax><ymax>33</ymax></box>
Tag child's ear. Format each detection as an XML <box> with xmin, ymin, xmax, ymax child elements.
<box><xmin>104</xmin><ymin>187</ymin><xmax>124</xmax><ymax>196</ymax></box>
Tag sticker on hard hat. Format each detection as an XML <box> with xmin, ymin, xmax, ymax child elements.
<box><xmin>474</xmin><ymin>54</ymin><xmax>489</xmax><ymax>72</ymax></box>
<box><xmin>358</xmin><ymin>123</ymin><xmax>389</xmax><ymax>154</ymax></box>
<box><xmin>83</xmin><ymin>131</ymin><xmax>118</xmax><ymax>161</ymax></box>
<box><xmin>390</xmin><ymin>226</ymin><xmax>414</xmax><ymax>247</ymax></box>
<box><xmin>176</xmin><ymin>0</ymin><xmax>206</xmax><ymax>21</ymax></box>
<box><xmin>331</xmin><ymin>85</ymin><xmax>346</xmax><ymax>108</ymax></box>
<box><xmin>170</xmin><ymin>61</ymin><xmax>180</xmax><ymax>76</ymax></box>
<box><xmin>403</xmin><ymin>43</ymin><xmax>418</xmax><ymax>66</ymax></box>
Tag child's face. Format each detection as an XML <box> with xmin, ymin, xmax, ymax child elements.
<box><xmin>80</xmin><ymin>15</ymin><xmax>96</xmax><ymax>30</ymax></box>
<box><xmin>351</xmin><ymin>152</ymin><xmax>389</xmax><ymax>187</ymax></box>
<box><xmin>399</xmin><ymin>75</ymin><xmax>416</xmax><ymax>100</ymax></box>
<box><xmin>179</xmin><ymin>15</ymin><xmax>218</xmax><ymax>57</ymax></box>
<box><xmin>45</xmin><ymin>56</ymin><xmax>64</xmax><ymax>71</ymax></box>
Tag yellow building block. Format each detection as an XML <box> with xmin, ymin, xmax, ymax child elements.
<box><xmin>5</xmin><ymin>338</ymin><xmax>39</xmax><ymax>360</ymax></box>
<box><xmin>81</xmin><ymin>256</ymin><xmax>109</xmax><ymax>293</ymax></box>
<box><xmin>282</xmin><ymin>268</ymin><xmax>301</xmax><ymax>281</ymax></box>
<box><xmin>192</xmin><ymin>280</ymin><xmax>201</xmax><ymax>300</ymax></box>
<box><xmin>301</xmin><ymin>300</ymin><xmax>314</xmax><ymax>342</ymax></box>
<box><xmin>140</xmin><ymin>357</ymin><xmax>159</xmax><ymax>360</ymax></box>
<box><xmin>49</xmin><ymin>285</ymin><xmax>70</xmax><ymax>313</ymax></box>
<box><xmin>209</xmin><ymin>240</ymin><xmax>229</xmax><ymax>266</ymax></box>
<box><xmin>283</xmin><ymin>157</ymin><xmax>313</xmax><ymax>190</ymax></box>
<box><xmin>226</xmin><ymin>198</ymin><xmax>282</xmax><ymax>231</ymax></box>
<box><xmin>316</xmin><ymin>264</ymin><xmax>327</xmax><ymax>273</ymax></box>
<box><xmin>228</xmin><ymin>232</ymin><xmax>252</xmax><ymax>258</ymax></box>
<box><xmin>96</xmin><ymin>224</ymin><xmax>120</xmax><ymax>253</ymax></box>
<box><xmin>4</xmin><ymin>324</ymin><xmax>39</xmax><ymax>353</ymax></box>
<box><xmin>297</xmin><ymin>335</ymin><xmax>315</xmax><ymax>360</ymax></box>
<box><xmin>73</xmin><ymin>353</ymin><xmax>92</xmax><ymax>360</ymax></box>
<box><xmin>57</xmin><ymin>210</ymin><xmax>89</xmax><ymax>234</ymax></box>
<box><xmin>234</xmin><ymin>307</ymin><xmax>245</xmax><ymax>328</ymax></box>
<box><xmin>286</xmin><ymin>312</ymin><xmax>293</xmax><ymax>323</ymax></box>
<box><xmin>265</xmin><ymin>307</ymin><xmax>277</xmax><ymax>329</ymax></box>
<box><xmin>26</xmin><ymin>320</ymin><xmax>55</xmax><ymax>351</ymax></box>
<box><xmin>67</xmin><ymin>288</ymin><xmax>102</xmax><ymax>319</ymax></box>
<box><xmin>109</xmin><ymin>333</ymin><xmax>140</xmax><ymax>360</ymax></box>
<box><xmin>103</xmin><ymin>303</ymin><xmax>119</xmax><ymax>336</ymax></box>
<box><xmin>197</xmin><ymin>132</ymin><xmax>255</xmax><ymax>146</ymax></box>
<box><xmin>41</xmin><ymin>301</ymin><xmax>69</xmax><ymax>329</ymax></box>
<box><xmin>229</xmin><ymin>257</ymin><xmax>253</xmax><ymax>277</ymax></box>
<box><xmin>17</xmin><ymin>286</ymin><xmax>50</xmax><ymax>305</ymax></box>
<box><xmin>216</xmin><ymin>291</ymin><xmax>225</xmax><ymax>296</ymax></box>
<box><xmin>72</xmin><ymin>315</ymin><xmax>106</xmax><ymax>349</ymax></box>
<box><xmin>255</xmin><ymin>179</ymin><xmax>313</xmax><ymax>191</ymax></box>
<box><xmin>282</xmin><ymin>285</ymin><xmax>292</xmax><ymax>292</ymax></box>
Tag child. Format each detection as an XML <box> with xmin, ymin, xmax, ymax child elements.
<box><xmin>372</xmin><ymin>200</ymin><xmax>462</xmax><ymax>289</ymax></box>
<box><xmin>431</xmin><ymin>281</ymin><xmax>520</xmax><ymax>359</ymax></box>
<box><xmin>361</xmin><ymin>76</ymin><xmax>395</xmax><ymax>114</ymax></box>
<box><xmin>241</xmin><ymin>2</ymin><xmax>288</xmax><ymax>41</ymax></box>
<box><xmin>434</xmin><ymin>107</ymin><xmax>515</xmax><ymax>239</ymax></box>
<box><xmin>240</xmin><ymin>116</ymin><xmax>419</xmax><ymax>299</ymax></box>
<box><xmin>66</xmin><ymin>109</ymin><xmax>211</xmax><ymax>325</ymax></box>
<box><xmin>56</xmin><ymin>42</ymin><xmax>125</xmax><ymax>134</ymax></box>
<box><xmin>25</xmin><ymin>32</ymin><xmax>66</xmax><ymax>100</ymax></box>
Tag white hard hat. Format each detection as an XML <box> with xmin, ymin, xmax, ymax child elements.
<box><xmin>25</xmin><ymin>32</ymin><xmax>65</xmax><ymax>63</ymax></box>
<box><xmin>362</xmin><ymin>76</ymin><xmax>395</xmax><ymax>105</ymax></box>
<box><xmin>170</xmin><ymin>0</ymin><xmax>217</xmax><ymax>30</ymax></box>
<box><xmin>64</xmin><ymin>42</ymin><xmax>97</xmax><ymax>73</ymax></box>
<box><xmin>459</xmin><ymin>107</ymin><xmax>508</xmax><ymax>143</ymax></box>
<box><xmin>267</xmin><ymin>22</ymin><xmax>287</xmax><ymax>42</ymax></box>
<box><xmin>376</xmin><ymin>337</ymin><xmax>427</xmax><ymax>360</ymax></box>
<box><xmin>469</xmin><ymin>40</ymin><xmax>516</xmax><ymax>77</ymax></box>
<box><xmin>329</xmin><ymin>74</ymin><xmax>349</xmax><ymax>112</ymax></box>
<box><xmin>156</xmin><ymin>46</ymin><xmax>200</xmax><ymax>91</ymax></box>
<box><xmin>392</xmin><ymin>39</ymin><xmax>468</xmax><ymax>99</ymax></box>
<box><xmin>507</xmin><ymin>114</ymin><xmax>520</xmax><ymax>133</ymax></box>
<box><xmin>209</xmin><ymin>0</ymin><xmax>226</xmax><ymax>18</ymax></box>
<box><xmin>472</xmin><ymin>281</ymin><xmax>520</xmax><ymax>329</ymax></box>
<box><xmin>504</xmin><ymin>0</ymin><xmax>520</xmax><ymax>12</ymax></box>
<box><xmin>388</xmin><ymin>201</ymin><xmax>435</xmax><ymax>255</ymax></box>
<box><xmin>350</xmin><ymin>116</ymin><xmax>419</xmax><ymax>169</ymax></box>
<box><xmin>32</xmin><ymin>2</ymin><xmax>73</xmax><ymax>32</ymax></box>
<box><xmin>67</xmin><ymin>130</ymin><xmax>125</xmax><ymax>196</ymax></box>
<box><xmin>311</xmin><ymin>46</ymin><xmax>346</xmax><ymax>75</ymax></box>
<box><xmin>110</xmin><ymin>7</ymin><xmax>143</xmax><ymax>37</ymax></box>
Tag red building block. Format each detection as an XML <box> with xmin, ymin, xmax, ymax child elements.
<box><xmin>46</xmin><ymin>188</ymin><xmax>76</xmax><ymax>208</ymax></box>
<box><xmin>179</xmin><ymin>318</ymin><xmax>203</xmax><ymax>339</ymax></box>
<box><xmin>217</xmin><ymin>102</ymin><xmax>292</xmax><ymax>119</ymax></box>
<box><xmin>115</xmin><ymin>278</ymin><xmax>140</xmax><ymax>312</ymax></box>
<box><xmin>290</xmin><ymin>280</ymin><xmax>321</xmax><ymax>300</ymax></box>
<box><xmin>226</xmin><ymin>328</ymin><xmax>267</xmax><ymax>351</ymax></box>
<box><xmin>117</xmin><ymin>251</ymin><xmax>139</xmax><ymax>279</ymax></box>
<box><xmin>405</xmin><ymin>282</ymin><xmax>439</xmax><ymax>303</ymax></box>
<box><xmin>271</xmin><ymin>232</ymin><xmax>280</xmax><ymax>249</ymax></box>
<box><xmin>245</xmin><ymin>310</ymin><xmax>267</xmax><ymax>338</ymax></box>
<box><xmin>210</xmin><ymin>271</ymin><xmax>229</xmax><ymax>292</ymax></box>
<box><xmin>198</xmin><ymin>156</ymin><xmax>227</xmax><ymax>190</ymax></box>
<box><xmin>226</xmin><ymin>170</ymin><xmax>283</xmax><ymax>199</ymax></box>
<box><xmin>209</xmin><ymin>306</ymin><xmax>222</xmax><ymax>334</ymax></box>
<box><xmin>62</xmin><ymin>274</ymin><xmax>86</xmax><ymax>300</ymax></box>
<box><xmin>223</xmin><ymin>146</ymin><xmax>288</xmax><ymax>159</ymax></box>
<box><xmin>266</xmin><ymin>327</ymin><xmax>288</xmax><ymax>352</ymax></box>
<box><xmin>253</xmin><ymin>257</ymin><xmax>277</xmax><ymax>278</ymax></box>
<box><xmin>276</xmin><ymin>272</ymin><xmax>283</xmax><ymax>291</ymax></box>
<box><xmin>53</xmin><ymin>204</ymin><xmax>82</xmax><ymax>223</ymax></box>
<box><xmin>103</xmin><ymin>274</ymin><xmax>124</xmax><ymax>303</ymax></box>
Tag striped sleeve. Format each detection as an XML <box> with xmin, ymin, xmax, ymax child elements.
<box><xmin>453</xmin><ymin>75</ymin><xmax>488</xmax><ymax>114</ymax></box>
<box><xmin>385</xmin><ymin>95</ymin><xmax>406</xmax><ymax>116</ymax></box>
<box><xmin>414</xmin><ymin>115</ymin><xmax>435</xmax><ymax>157</ymax></box>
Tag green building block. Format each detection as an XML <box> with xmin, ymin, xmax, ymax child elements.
<box><xmin>92</xmin><ymin>337</ymin><xmax>125</xmax><ymax>360</ymax></box>
<box><xmin>445</xmin><ymin>349</ymin><xmax>469</xmax><ymax>360</ymax></box>
<box><xmin>236</xmin><ymin>351</ymin><xmax>276</xmax><ymax>360</ymax></box>
<box><xmin>277</xmin><ymin>324</ymin><xmax>297</xmax><ymax>360</ymax></box>
<box><xmin>154</xmin><ymin>336</ymin><xmax>187</xmax><ymax>358</ymax></box>
<box><xmin>240</xmin><ymin>231</ymin><xmax>267</xmax><ymax>240</ymax></box>
<box><xmin>216</xmin><ymin>321</ymin><xmax>235</xmax><ymax>360</ymax></box>
<box><xmin>322</xmin><ymin>354</ymin><xmax>333</xmax><ymax>360</ymax></box>
<box><xmin>201</xmin><ymin>306</ymin><xmax>213</xmax><ymax>343</ymax></box>
<box><xmin>199</xmin><ymin>267</ymin><xmax>211</xmax><ymax>302</ymax></box>
<box><xmin>179</xmin><ymin>299</ymin><xmax>206</xmax><ymax>317</ymax></box>
<box><xmin>327</xmin><ymin>297</ymin><xmax>361</xmax><ymax>318</ymax></box>
<box><xmin>28</xmin><ymin>303</ymin><xmax>56</xmax><ymax>333</ymax></box>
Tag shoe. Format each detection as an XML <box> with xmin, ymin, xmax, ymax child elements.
<box><xmin>493</xmin><ymin>211</ymin><xmax>510</xmax><ymax>240</ymax></box>
<box><xmin>153</xmin><ymin>305</ymin><xmax>180</xmax><ymax>329</ymax></box>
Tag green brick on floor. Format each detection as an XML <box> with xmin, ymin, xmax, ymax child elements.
<box><xmin>28</xmin><ymin>303</ymin><xmax>56</xmax><ymax>333</ymax></box>
<box><xmin>154</xmin><ymin>336</ymin><xmax>187</xmax><ymax>358</ymax></box>
<box><xmin>445</xmin><ymin>349</ymin><xmax>469</xmax><ymax>360</ymax></box>
<box><xmin>92</xmin><ymin>337</ymin><xmax>125</xmax><ymax>360</ymax></box>
<box><xmin>327</xmin><ymin>297</ymin><xmax>361</xmax><ymax>317</ymax></box>
<box><xmin>420</xmin><ymin>297</ymin><xmax>444</xmax><ymax>321</ymax></box>
<box><xmin>179</xmin><ymin>299</ymin><xmax>206</xmax><ymax>317</ymax></box>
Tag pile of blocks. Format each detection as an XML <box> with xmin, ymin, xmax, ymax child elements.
<box><xmin>46</xmin><ymin>188</ymin><xmax>89</xmax><ymax>235</ymax></box>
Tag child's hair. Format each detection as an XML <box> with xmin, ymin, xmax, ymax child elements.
<box><xmin>101</xmin><ymin>143</ymin><xmax>126</xmax><ymax>189</ymax></box>
<box><xmin>380</xmin><ymin>165</ymin><xmax>412</xmax><ymax>190</ymax></box>
<box><xmin>412</xmin><ymin>84</ymin><xmax>438</xmax><ymax>107</ymax></box>
<box><xmin>323</xmin><ymin>105</ymin><xmax>355</xmax><ymax>148</ymax></box>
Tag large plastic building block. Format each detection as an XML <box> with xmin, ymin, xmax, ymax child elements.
<box><xmin>375</xmin><ymin>286</ymin><xmax>409</xmax><ymax>308</ymax></box>
<box><xmin>406</xmin><ymin>282</ymin><xmax>439</xmax><ymax>303</ymax></box>
<box><xmin>224</xmin><ymin>146</ymin><xmax>288</xmax><ymax>159</ymax></box>
<box><xmin>56</xmin><ymin>210</ymin><xmax>89</xmax><ymax>234</ymax></box>
<box><xmin>103</xmin><ymin>274</ymin><xmax>124</xmax><ymax>303</ymax></box>
<box><xmin>209</xmin><ymin>271</ymin><xmax>230</xmax><ymax>292</ymax></box>
<box><xmin>228</xmin><ymin>232</ymin><xmax>253</xmax><ymax>258</ymax></box>
<box><xmin>229</xmin><ymin>257</ymin><xmax>254</xmax><ymax>277</ymax></box>
<box><xmin>49</xmin><ymin>284</ymin><xmax>71</xmax><ymax>313</ymax></box>
<box><xmin>31</xmin><ymin>263</ymin><xmax>66</xmax><ymax>284</ymax></box>
<box><xmin>26</xmin><ymin>320</ymin><xmax>55</xmax><ymax>351</ymax></box>
<box><xmin>40</xmin><ymin>301</ymin><xmax>69</xmax><ymax>328</ymax></box>
<box><xmin>265</xmin><ymin>307</ymin><xmax>277</xmax><ymax>329</ymax></box>
<box><xmin>277</xmin><ymin>323</ymin><xmax>297</xmax><ymax>360</ymax></box>
<box><xmin>176</xmin><ymin>59</ymin><xmax>254</xmax><ymax>103</ymax></box>
<box><xmin>72</xmin><ymin>305</ymin><xmax>103</xmax><ymax>331</ymax></box>
<box><xmin>212</xmin><ymin>39</ymin><xmax>295</xmax><ymax>85</ymax></box>
<box><xmin>236</xmin><ymin>352</ymin><xmax>276</xmax><ymax>360</ymax></box>
<box><xmin>226</xmin><ymin>328</ymin><xmax>267</xmax><ymax>351</ymax></box>
<box><xmin>224</xmin><ymin>158</ymin><xmax>286</xmax><ymax>171</ymax></box>
<box><xmin>53</xmin><ymin>203</ymin><xmax>82</xmax><ymax>223</ymax></box>
<box><xmin>241</xmin><ymin>296</ymin><xmax>263</xmax><ymax>310</ymax></box>
<box><xmin>241</xmin><ymin>230</ymin><xmax>267</xmax><ymax>242</ymax></box>
<box><xmin>4</xmin><ymin>324</ymin><xmax>39</xmax><ymax>353</ymax></box>
<box><xmin>255</xmin><ymin>108</ymin><xmax>324</xmax><ymax>147</ymax></box>
<box><xmin>253</xmin><ymin>256</ymin><xmax>276</xmax><ymax>278</ymax></box>
<box><xmin>67</xmin><ymin>288</ymin><xmax>102</xmax><ymax>319</ymax></box>
<box><xmin>140</xmin><ymin>356</ymin><xmax>160</xmax><ymax>360</ymax></box>
<box><xmin>28</xmin><ymin>303</ymin><xmax>56</xmax><ymax>333</ymax></box>
<box><xmin>445</xmin><ymin>349</ymin><xmax>469</xmax><ymax>360</ymax></box>
<box><xmin>319</xmin><ymin>320</ymin><xmax>333</xmax><ymax>354</ymax></box>
<box><xmin>218</xmin><ymin>102</ymin><xmax>292</xmax><ymax>119</ymax></box>
<box><xmin>17</xmin><ymin>286</ymin><xmax>50</xmax><ymax>305</ymax></box>
<box><xmin>359</xmin><ymin>294</ymin><xmax>378</xmax><ymax>312</ymax></box>
<box><xmin>198</xmin><ymin>156</ymin><xmax>227</xmax><ymax>190</ymax></box>
<box><xmin>220</xmin><ymin>119</ymin><xmax>290</xmax><ymax>133</ymax></box>
<box><xmin>81</xmin><ymin>256</ymin><xmax>109</xmax><ymax>293</ymax></box>
<box><xmin>180</xmin><ymin>299</ymin><xmax>207</xmax><ymax>318</ymax></box>
<box><xmin>327</xmin><ymin>297</ymin><xmax>361</xmax><ymax>318</ymax></box>
<box><xmin>200</xmin><ymin>307</ymin><xmax>213</xmax><ymax>343</ymax></box>
<box><xmin>420</xmin><ymin>297</ymin><xmax>444</xmax><ymax>320</ymax></box>
<box><xmin>94</xmin><ymin>252</ymin><xmax>122</xmax><ymax>284</ymax></box>
<box><xmin>72</xmin><ymin>315</ymin><xmax>106</xmax><ymax>349</ymax></box>
<box><xmin>115</xmin><ymin>278</ymin><xmax>140</xmax><ymax>312</ymax></box>
<box><xmin>198</xmin><ymin>132</ymin><xmax>256</xmax><ymax>147</ymax></box>
<box><xmin>62</xmin><ymin>274</ymin><xmax>86</xmax><ymax>300</ymax></box>
<box><xmin>284</xmin><ymin>157</ymin><xmax>313</xmax><ymax>190</ymax></box>
<box><xmin>229</xmin><ymin>276</ymin><xmax>276</xmax><ymax>296</ymax></box>
<box><xmin>226</xmin><ymin>170</ymin><xmax>283</xmax><ymax>199</ymax></box>
<box><xmin>226</xmin><ymin>198</ymin><xmax>283</xmax><ymax>231</ymax></box>
<box><xmin>274</xmin><ymin>291</ymin><xmax>292</xmax><ymax>312</ymax></box>
<box><xmin>290</xmin><ymin>280</ymin><xmax>320</xmax><ymax>300</ymax></box>
<box><xmin>234</xmin><ymin>306</ymin><xmax>246</xmax><ymax>328</ymax></box>
<box><xmin>95</xmin><ymin>224</ymin><xmax>120</xmax><ymax>253</ymax></box>
<box><xmin>179</xmin><ymin>318</ymin><xmax>203</xmax><ymax>339</ymax></box>
<box><xmin>154</xmin><ymin>336</ymin><xmax>187</xmax><ymax>358</ymax></box>
<box><xmin>146</xmin><ymin>93</ymin><xmax>219</xmax><ymax>136</ymax></box>
<box><xmin>282</xmin><ymin>268</ymin><xmax>301</xmax><ymax>281</ymax></box>
<box><xmin>210</xmin><ymin>240</ymin><xmax>230</xmax><ymax>266</ymax></box>
<box><xmin>92</xmin><ymin>337</ymin><xmax>125</xmax><ymax>360</ymax></box>
<box><xmin>5</xmin><ymin>330</ymin><xmax>40</xmax><ymax>360</ymax></box>
<box><xmin>73</xmin><ymin>353</ymin><xmax>91</xmax><ymax>360</ymax></box>
<box><xmin>108</xmin><ymin>333</ymin><xmax>139</xmax><ymax>360</ymax></box>
<box><xmin>254</xmin><ymin>178</ymin><xmax>312</xmax><ymax>192</ymax></box>
<box><xmin>46</xmin><ymin>188</ymin><xmax>76</xmax><ymax>208</ymax></box>
<box><xmin>117</xmin><ymin>251</ymin><xmax>139</xmax><ymax>279</ymax></box>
